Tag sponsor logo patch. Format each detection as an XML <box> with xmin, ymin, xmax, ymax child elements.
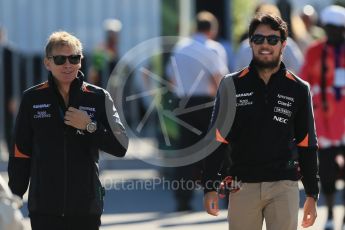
<box><xmin>274</xmin><ymin>107</ymin><xmax>292</xmax><ymax>117</ymax></box>
<box><xmin>79</xmin><ymin>106</ymin><xmax>96</xmax><ymax>118</ymax></box>
<box><xmin>273</xmin><ymin>115</ymin><xmax>288</xmax><ymax>124</ymax></box>
<box><xmin>79</xmin><ymin>106</ymin><xmax>96</xmax><ymax>112</ymax></box>
<box><xmin>33</xmin><ymin>104</ymin><xmax>51</xmax><ymax>109</ymax></box>
<box><xmin>76</xmin><ymin>130</ymin><xmax>85</xmax><ymax>135</ymax></box>
<box><xmin>277</xmin><ymin>94</ymin><xmax>294</xmax><ymax>102</ymax></box>
<box><xmin>236</xmin><ymin>92</ymin><xmax>254</xmax><ymax>98</ymax></box>
<box><xmin>277</xmin><ymin>100</ymin><xmax>292</xmax><ymax>107</ymax></box>
<box><xmin>33</xmin><ymin>110</ymin><xmax>51</xmax><ymax>119</ymax></box>
<box><xmin>236</xmin><ymin>99</ymin><xmax>253</xmax><ymax>107</ymax></box>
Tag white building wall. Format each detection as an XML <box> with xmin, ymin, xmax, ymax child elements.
<box><xmin>0</xmin><ymin>0</ymin><xmax>161</xmax><ymax>55</ymax></box>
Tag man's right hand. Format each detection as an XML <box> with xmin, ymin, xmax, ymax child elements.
<box><xmin>204</xmin><ymin>191</ymin><xmax>219</xmax><ymax>216</ymax></box>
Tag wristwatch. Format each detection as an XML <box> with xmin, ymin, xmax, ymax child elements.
<box><xmin>307</xmin><ymin>194</ymin><xmax>319</xmax><ymax>202</ymax></box>
<box><xmin>86</xmin><ymin>122</ymin><xmax>97</xmax><ymax>133</ymax></box>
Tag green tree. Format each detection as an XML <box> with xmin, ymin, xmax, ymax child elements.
<box><xmin>232</xmin><ymin>0</ymin><xmax>258</xmax><ymax>47</ymax></box>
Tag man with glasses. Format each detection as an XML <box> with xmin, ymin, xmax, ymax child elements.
<box><xmin>7</xmin><ymin>31</ymin><xmax>128</xmax><ymax>230</ymax></box>
<box><xmin>203</xmin><ymin>14</ymin><xmax>319</xmax><ymax>230</ymax></box>
<box><xmin>235</xmin><ymin>3</ymin><xmax>303</xmax><ymax>75</ymax></box>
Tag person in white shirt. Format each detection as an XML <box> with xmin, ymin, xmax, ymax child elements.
<box><xmin>165</xmin><ymin>11</ymin><xmax>228</xmax><ymax>211</ymax></box>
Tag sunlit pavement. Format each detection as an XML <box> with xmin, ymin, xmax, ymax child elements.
<box><xmin>1</xmin><ymin>137</ymin><xmax>345</xmax><ymax>230</ymax></box>
<box><xmin>14</xmin><ymin>169</ymin><xmax>345</xmax><ymax>230</ymax></box>
<box><xmin>20</xmin><ymin>206</ymin><xmax>344</xmax><ymax>230</ymax></box>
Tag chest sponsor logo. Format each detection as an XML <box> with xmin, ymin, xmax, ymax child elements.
<box><xmin>277</xmin><ymin>94</ymin><xmax>294</xmax><ymax>108</ymax></box>
<box><xmin>274</xmin><ymin>107</ymin><xmax>292</xmax><ymax>117</ymax></box>
<box><xmin>236</xmin><ymin>92</ymin><xmax>254</xmax><ymax>98</ymax></box>
<box><xmin>277</xmin><ymin>100</ymin><xmax>292</xmax><ymax>107</ymax></box>
<box><xmin>273</xmin><ymin>115</ymin><xmax>288</xmax><ymax>124</ymax></box>
<box><xmin>79</xmin><ymin>106</ymin><xmax>96</xmax><ymax>112</ymax></box>
<box><xmin>76</xmin><ymin>130</ymin><xmax>85</xmax><ymax>135</ymax></box>
<box><xmin>33</xmin><ymin>110</ymin><xmax>51</xmax><ymax>119</ymax></box>
<box><xmin>277</xmin><ymin>94</ymin><xmax>294</xmax><ymax>102</ymax></box>
<box><xmin>236</xmin><ymin>99</ymin><xmax>253</xmax><ymax>107</ymax></box>
<box><xmin>79</xmin><ymin>106</ymin><xmax>96</xmax><ymax>118</ymax></box>
<box><xmin>33</xmin><ymin>103</ymin><xmax>51</xmax><ymax>109</ymax></box>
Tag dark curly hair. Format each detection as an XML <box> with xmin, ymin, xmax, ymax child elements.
<box><xmin>248</xmin><ymin>13</ymin><xmax>288</xmax><ymax>42</ymax></box>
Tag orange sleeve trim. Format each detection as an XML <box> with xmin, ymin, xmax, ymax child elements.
<box><xmin>297</xmin><ymin>134</ymin><xmax>309</xmax><ymax>147</ymax></box>
<box><xmin>35</xmin><ymin>81</ymin><xmax>49</xmax><ymax>90</ymax></box>
<box><xmin>216</xmin><ymin>129</ymin><xmax>229</xmax><ymax>144</ymax></box>
<box><xmin>285</xmin><ymin>72</ymin><xmax>297</xmax><ymax>82</ymax></box>
<box><xmin>14</xmin><ymin>144</ymin><xmax>30</xmax><ymax>159</ymax></box>
<box><xmin>239</xmin><ymin>68</ymin><xmax>249</xmax><ymax>78</ymax></box>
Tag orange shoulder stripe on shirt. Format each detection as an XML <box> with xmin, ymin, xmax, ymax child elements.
<box><xmin>297</xmin><ymin>134</ymin><xmax>309</xmax><ymax>147</ymax></box>
<box><xmin>285</xmin><ymin>72</ymin><xmax>297</xmax><ymax>82</ymax></box>
<box><xmin>216</xmin><ymin>128</ymin><xmax>229</xmax><ymax>144</ymax></box>
<box><xmin>239</xmin><ymin>68</ymin><xmax>249</xmax><ymax>78</ymax></box>
<box><xmin>14</xmin><ymin>144</ymin><xmax>30</xmax><ymax>159</ymax></box>
<box><xmin>35</xmin><ymin>81</ymin><xmax>49</xmax><ymax>90</ymax></box>
<box><xmin>82</xmin><ymin>84</ymin><xmax>93</xmax><ymax>93</ymax></box>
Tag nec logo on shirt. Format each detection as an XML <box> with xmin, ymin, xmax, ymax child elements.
<box><xmin>273</xmin><ymin>115</ymin><xmax>288</xmax><ymax>124</ymax></box>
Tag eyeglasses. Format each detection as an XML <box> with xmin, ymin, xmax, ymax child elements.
<box><xmin>250</xmin><ymin>34</ymin><xmax>282</xmax><ymax>46</ymax></box>
<box><xmin>47</xmin><ymin>55</ymin><xmax>82</xmax><ymax>65</ymax></box>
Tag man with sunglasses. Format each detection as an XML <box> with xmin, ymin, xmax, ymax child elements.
<box><xmin>235</xmin><ymin>3</ymin><xmax>303</xmax><ymax>75</ymax></box>
<box><xmin>7</xmin><ymin>31</ymin><xmax>128</xmax><ymax>230</ymax></box>
<box><xmin>203</xmin><ymin>14</ymin><xmax>319</xmax><ymax>230</ymax></box>
<box><xmin>300</xmin><ymin>5</ymin><xmax>345</xmax><ymax>230</ymax></box>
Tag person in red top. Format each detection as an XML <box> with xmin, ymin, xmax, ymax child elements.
<box><xmin>300</xmin><ymin>5</ymin><xmax>345</xmax><ymax>230</ymax></box>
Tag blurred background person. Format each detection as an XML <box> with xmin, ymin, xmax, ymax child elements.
<box><xmin>292</xmin><ymin>4</ymin><xmax>325</xmax><ymax>54</ymax></box>
<box><xmin>0</xmin><ymin>25</ymin><xmax>17</xmax><ymax>160</ymax></box>
<box><xmin>300</xmin><ymin>5</ymin><xmax>325</xmax><ymax>41</ymax></box>
<box><xmin>88</xmin><ymin>18</ymin><xmax>138</xmax><ymax>130</ymax></box>
<box><xmin>235</xmin><ymin>3</ymin><xmax>304</xmax><ymax>74</ymax></box>
<box><xmin>300</xmin><ymin>5</ymin><xmax>345</xmax><ymax>230</ymax></box>
<box><xmin>88</xmin><ymin>18</ymin><xmax>122</xmax><ymax>88</ymax></box>
<box><xmin>277</xmin><ymin>0</ymin><xmax>293</xmax><ymax>37</ymax></box>
<box><xmin>165</xmin><ymin>10</ymin><xmax>228</xmax><ymax>211</ymax></box>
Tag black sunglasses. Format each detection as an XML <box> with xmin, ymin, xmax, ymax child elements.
<box><xmin>48</xmin><ymin>55</ymin><xmax>82</xmax><ymax>65</ymax></box>
<box><xmin>250</xmin><ymin>34</ymin><xmax>282</xmax><ymax>46</ymax></box>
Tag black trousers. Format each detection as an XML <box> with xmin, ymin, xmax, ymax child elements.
<box><xmin>173</xmin><ymin>96</ymin><xmax>214</xmax><ymax>209</ymax></box>
<box><xmin>319</xmin><ymin>146</ymin><xmax>345</xmax><ymax>195</ymax></box>
<box><xmin>30</xmin><ymin>214</ymin><xmax>101</xmax><ymax>230</ymax></box>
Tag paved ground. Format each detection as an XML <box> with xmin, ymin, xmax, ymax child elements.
<box><xmin>18</xmin><ymin>206</ymin><xmax>344</xmax><ymax>230</ymax></box>
<box><xmin>3</xmin><ymin>167</ymin><xmax>344</xmax><ymax>230</ymax></box>
<box><xmin>1</xmin><ymin>138</ymin><xmax>345</xmax><ymax>230</ymax></box>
